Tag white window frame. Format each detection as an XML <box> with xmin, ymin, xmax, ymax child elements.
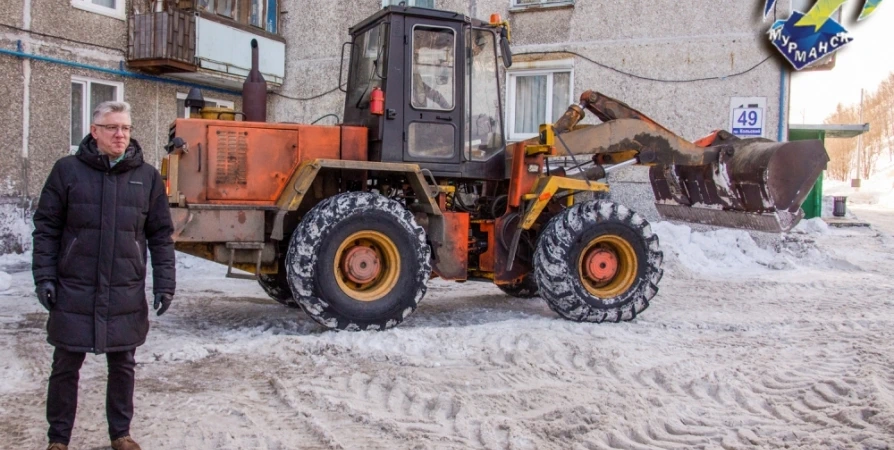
<box><xmin>71</xmin><ymin>76</ymin><xmax>124</xmax><ymax>153</ymax></box>
<box><xmin>382</xmin><ymin>0</ymin><xmax>435</xmax><ymax>8</ymax></box>
<box><xmin>176</xmin><ymin>92</ymin><xmax>235</xmax><ymax>118</ymax></box>
<box><xmin>506</xmin><ymin>60</ymin><xmax>574</xmax><ymax>142</ymax></box>
<box><xmin>71</xmin><ymin>0</ymin><xmax>125</xmax><ymax>20</ymax></box>
<box><xmin>510</xmin><ymin>0</ymin><xmax>574</xmax><ymax>10</ymax></box>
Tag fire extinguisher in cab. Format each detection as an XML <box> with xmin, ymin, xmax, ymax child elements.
<box><xmin>370</xmin><ymin>87</ymin><xmax>384</xmax><ymax>116</ymax></box>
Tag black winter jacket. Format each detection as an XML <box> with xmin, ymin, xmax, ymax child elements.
<box><xmin>32</xmin><ymin>135</ymin><xmax>176</xmax><ymax>353</ymax></box>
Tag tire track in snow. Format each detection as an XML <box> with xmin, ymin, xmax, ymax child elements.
<box><xmin>585</xmin><ymin>238</ymin><xmax>894</xmax><ymax>450</ymax></box>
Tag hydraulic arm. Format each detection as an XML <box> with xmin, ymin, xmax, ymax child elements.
<box><xmin>550</xmin><ymin>91</ymin><xmax>828</xmax><ymax>232</ymax></box>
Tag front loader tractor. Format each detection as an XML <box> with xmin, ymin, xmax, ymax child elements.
<box><xmin>161</xmin><ymin>6</ymin><xmax>828</xmax><ymax>330</ymax></box>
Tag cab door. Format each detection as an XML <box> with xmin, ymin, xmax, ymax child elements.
<box><xmin>403</xmin><ymin>20</ymin><xmax>463</xmax><ymax>166</ymax></box>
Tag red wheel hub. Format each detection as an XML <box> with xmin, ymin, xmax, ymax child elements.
<box><xmin>342</xmin><ymin>246</ymin><xmax>380</xmax><ymax>284</ymax></box>
<box><xmin>583</xmin><ymin>247</ymin><xmax>619</xmax><ymax>283</ymax></box>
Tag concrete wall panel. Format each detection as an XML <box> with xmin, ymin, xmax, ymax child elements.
<box><xmin>30</xmin><ymin>0</ymin><xmax>126</xmax><ymax>50</ymax></box>
<box><xmin>4</xmin><ymin>0</ymin><xmax>793</xmax><ymax>193</ymax></box>
<box><xmin>0</xmin><ymin>56</ymin><xmax>25</xmax><ymax>197</ymax></box>
<box><xmin>0</xmin><ymin>0</ymin><xmax>24</xmax><ymax>29</ymax></box>
<box><xmin>275</xmin><ymin>0</ymin><xmax>790</xmax><ymax>138</ymax></box>
<box><xmin>279</xmin><ymin>0</ymin><xmax>376</xmax><ymax>60</ymax></box>
<box><xmin>27</xmin><ymin>61</ymin><xmax>92</xmax><ymax>195</ymax></box>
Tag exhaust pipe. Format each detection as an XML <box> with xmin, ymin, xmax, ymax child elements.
<box><xmin>242</xmin><ymin>39</ymin><xmax>267</xmax><ymax>122</ymax></box>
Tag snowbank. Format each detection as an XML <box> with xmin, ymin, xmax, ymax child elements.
<box><xmin>790</xmin><ymin>217</ymin><xmax>830</xmax><ymax>234</ymax></box>
<box><xmin>652</xmin><ymin>221</ymin><xmax>793</xmax><ymax>275</ymax></box>
<box><xmin>0</xmin><ymin>253</ymin><xmax>29</xmax><ymax>292</ymax></box>
<box><xmin>653</xmin><ymin>217</ymin><xmax>864</xmax><ymax>278</ymax></box>
<box><xmin>824</xmin><ymin>161</ymin><xmax>894</xmax><ymax>209</ymax></box>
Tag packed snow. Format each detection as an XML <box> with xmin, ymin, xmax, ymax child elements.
<box><xmin>0</xmin><ymin>271</ymin><xmax>10</xmax><ymax>293</ymax></box>
<box><xmin>1</xmin><ymin>200</ymin><xmax>893</xmax><ymax>448</ymax></box>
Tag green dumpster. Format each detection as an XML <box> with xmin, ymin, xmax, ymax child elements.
<box><xmin>788</xmin><ymin>129</ymin><xmax>826</xmax><ymax>219</ymax></box>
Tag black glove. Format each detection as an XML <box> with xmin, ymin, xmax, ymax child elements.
<box><xmin>153</xmin><ymin>293</ymin><xmax>173</xmax><ymax>316</ymax></box>
<box><xmin>36</xmin><ymin>280</ymin><xmax>56</xmax><ymax>311</ymax></box>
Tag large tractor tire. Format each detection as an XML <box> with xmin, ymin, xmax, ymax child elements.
<box><xmin>534</xmin><ymin>201</ymin><xmax>663</xmax><ymax>323</ymax></box>
<box><xmin>257</xmin><ymin>257</ymin><xmax>299</xmax><ymax>308</ymax></box>
<box><xmin>286</xmin><ymin>192</ymin><xmax>432</xmax><ymax>331</ymax></box>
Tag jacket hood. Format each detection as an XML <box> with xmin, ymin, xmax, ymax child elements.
<box><xmin>75</xmin><ymin>134</ymin><xmax>144</xmax><ymax>173</ymax></box>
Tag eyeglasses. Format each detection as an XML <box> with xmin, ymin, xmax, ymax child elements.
<box><xmin>94</xmin><ymin>124</ymin><xmax>134</xmax><ymax>134</ymax></box>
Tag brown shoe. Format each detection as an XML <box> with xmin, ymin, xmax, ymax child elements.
<box><xmin>47</xmin><ymin>444</ymin><xmax>68</xmax><ymax>450</ymax></box>
<box><xmin>110</xmin><ymin>436</ymin><xmax>142</xmax><ymax>450</ymax></box>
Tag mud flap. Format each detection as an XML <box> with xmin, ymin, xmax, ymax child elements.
<box><xmin>649</xmin><ymin>139</ymin><xmax>828</xmax><ymax>232</ymax></box>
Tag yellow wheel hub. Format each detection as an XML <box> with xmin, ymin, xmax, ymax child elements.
<box><xmin>334</xmin><ymin>230</ymin><xmax>400</xmax><ymax>302</ymax></box>
<box><xmin>578</xmin><ymin>235</ymin><xmax>637</xmax><ymax>298</ymax></box>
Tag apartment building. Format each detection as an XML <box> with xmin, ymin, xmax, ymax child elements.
<box><xmin>0</xmin><ymin>0</ymin><xmax>791</xmax><ymax>251</ymax></box>
<box><xmin>0</xmin><ymin>0</ymin><xmax>290</xmax><ymax>201</ymax></box>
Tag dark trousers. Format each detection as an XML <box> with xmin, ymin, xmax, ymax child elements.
<box><xmin>46</xmin><ymin>347</ymin><xmax>136</xmax><ymax>445</ymax></box>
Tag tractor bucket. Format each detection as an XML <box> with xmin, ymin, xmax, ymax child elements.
<box><xmin>649</xmin><ymin>138</ymin><xmax>828</xmax><ymax>232</ymax></box>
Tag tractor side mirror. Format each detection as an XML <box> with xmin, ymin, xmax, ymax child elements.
<box><xmin>338</xmin><ymin>41</ymin><xmax>353</xmax><ymax>93</ymax></box>
<box><xmin>499</xmin><ymin>30</ymin><xmax>512</xmax><ymax>68</ymax></box>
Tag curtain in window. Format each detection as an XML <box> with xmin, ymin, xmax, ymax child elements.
<box><xmin>514</xmin><ymin>75</ymin><xmax>546</xmax><ymax>135</ymax></box>
<box><xmin>250</xmin><ymin>0</ymin><xmax>264</xmax><ymax>27</ymax></box>
<box><xmin>551</xmin><ymin>72</ymin><xmax>570</xmax><ymax>122</ymax></box>
<box><xmin>91</xmin><ymin>0</ymin><xmax>115</xmax><ymax>8</ymax></box>
<box><xmin>71</xmin><ymin>83</ymin><xmax>84</xmax><ymax>146</ymax></box>
<box><xmin>217</xmin><ymin>0</ymin><xmax>234</xmax><ymax>17</ymax></box>
<box><xmin>90</xmin><ymin>84</ymin><xmax>117</xmax><ymax>116</ymax></box>
<box><xmin>72</xmin><ymin>81</ymin><xmax>118</xmax><ymax>150</ymax></box>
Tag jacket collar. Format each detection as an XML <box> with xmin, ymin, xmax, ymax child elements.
<box><xmin>75</xmin><ymin>134</ymin><xmax>144</xmax><ymax>173</ymax></box>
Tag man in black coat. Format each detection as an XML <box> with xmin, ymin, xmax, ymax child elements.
<box><xmin>32</xmin><ymin>101</ymin><xmax>175</xmax><ymax>450</ymax></box>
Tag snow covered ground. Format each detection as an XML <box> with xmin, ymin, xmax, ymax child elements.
<box><xmin>1</xmin><ymin>212</ymin><xmax>894</xmax><ymax>449</ymax></box>
<box><xmin>824</xmin><ymin>163</ymin><xmax>894</xmax><ymax>238</ymax></box>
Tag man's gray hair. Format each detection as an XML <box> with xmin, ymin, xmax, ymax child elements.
<box><xmin>92</xmin><ymin>101</ymin><xmax>132</xmax><ymax>123</ymax></box>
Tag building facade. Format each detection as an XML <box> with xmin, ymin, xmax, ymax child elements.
<box><xmin>0</xmin><ymin>0</ymin><xmax>791</xmax><ymax>251</ymax></box>
<box><xmin>275</xmin><ymin>0</ymin><xmax>792</xmax><ymax>137</ymax></box>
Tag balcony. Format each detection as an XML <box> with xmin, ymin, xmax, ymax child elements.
<box><xmin>128</xmin><ymin>9</ymin><xmax>197</xmax><ymax>73</ymax></box>
<box><xmin>128</xmin><ymin>1</ymin><xmax>285</xmax><ymax>90</ymax></box>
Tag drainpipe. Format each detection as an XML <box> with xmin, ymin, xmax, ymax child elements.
<box><xmin>21</xmin><ymin>0</ymin><xmax>32</xmax><ymax>199</ymax></box>
<box><xmin>777</xmin><ymin>66</ymin><xmax>787</xmax><ymax>141</ymax></box>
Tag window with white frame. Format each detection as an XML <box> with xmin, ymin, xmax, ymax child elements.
<box><xmin>71</xmin><ymin>77</ymin><xmax>124</xmax><ymax>153</ymax></box>
<box><xmin>382</xmin><ymin>0</ymin><xmax>434</xmax><ymax>8</ymax></box>
<box><xmin>506</xmin><ymin>62</ymin><xmax>573</xmax><ymax>141</ymax></box>
<box><xmin>176</xmin><ymin>93</ymin><xmax>235</xmax><ymax>118</ymax></box>
<box><xmin>71</xmin><ymin>0</ymin><xmax>125</xmax><ymax>20</ymax></box>
<box><xmin>195</xmin><ymin>0</ymin><xmax>280</xmax><ymax>33</ymax></box>
<box><xmin>511</xmin><ymin>0</ymin><xmax>573</xmax><ymax>8</ymax></box>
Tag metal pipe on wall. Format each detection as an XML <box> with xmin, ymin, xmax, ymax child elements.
<box><xmin>1</xmin><ymin>44</ymin><xmax>242</xmax><ymax>96</ymax></box>
<box><xmin>3</xmin><ymin>38</ymin><xmax>240</xmax><ymax>198</ymax></box>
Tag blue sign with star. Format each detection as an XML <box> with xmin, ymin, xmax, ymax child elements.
<box><xmin>763</xmin><ymin>0</ymin><xmax>885</xmax><ymax>70</ymax></box>
<box><xmin>768</xmin><ymin>11</ymin><xmax>853</xmax><ymax>70</ymax></box>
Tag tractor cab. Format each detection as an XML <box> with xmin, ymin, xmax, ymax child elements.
<box><xmin>343</xmin><ymin>6</ymin><xmax>509</xmax><ymax>180</ymax></box>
